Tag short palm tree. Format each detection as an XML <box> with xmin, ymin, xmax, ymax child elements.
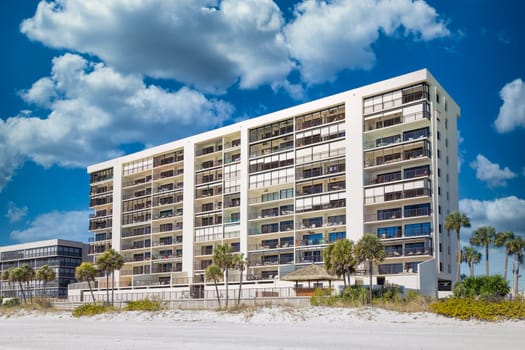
<box><xmin>205</xmin><ymin>264</ymin><xmax>223</xmax><ymax>309</ymax></box>
<box><xmin>20</xmin><ymin>264</ymin><xmax>35</xmax><ymax>303</ymax></box>
<box><xmin>508</xmin><ymin>236</ymin><xmax>525</xmax><ymax>297</ymax></box>
<box><xmin>469</xmin><ymin>226</ymin><xmax>496</xmax><ymax>276</ymax></box>
<box><xmin>1</xmin><ymin>269</ymin><xmax>10</xmax><ymax>297</ymax></box>
<box><xmin>233</xmin><ymin>253</ymin><xmax>248</xmax><ymax>305</ymax></box>
<box><xmin>10</xmin><ymin>267</ymin><xmax>27</xmax><ymax>303</ymax></box>
<box><xmin>75</xmin><ymin>262</ymin><xmax>98</xmax><ymax>304</ymax></box>
<box><xmin>494</xmin><ymin>231</ymin><xmax>515</xmax><ymax>281</ymax></box>
<box><xmin>354</xmin><ymin>234</ymin><xmax>385</xmax><ymax>303</ymax></box>
<box><xmin>323</xmin><ymin>239</ymin><xmax>355</xmax><ymax>288</ymax></box>
<box><xmin>97</xmin><ymin>248</ymin><xmax>125</xmax><ymax>306</ymax></box>
<box><xmin>461</xmin><ymin>246</ymin><xmax>482</xmax><ymax>277</ymax></box>
<box><xmin>444</xmin><ymin>211</ymin><xmax>471</xmax><ymax>282</ymax></box>
<box><xmin>212</xmin><ymin>244</ymin><xmax>235</xmax><ymax>308</ymax></box>
<box><xmin>36</xmin><ymin>265</ymin><xmax>56</xmax><ymax>303</ymax></box>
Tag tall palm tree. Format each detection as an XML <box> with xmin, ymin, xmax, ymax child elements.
<box><xmin>233</xmin><ymin>253</ymin><xmax>248</xmax><ymax>305</ymax></box>
<box><xmin>205</xmin><ymin>263</ymin><xmax>223</xmax><ymax>309</ymax></box>
<box><xmin>494</xmin><ymin>231</ymin><xmax>516</xmax><ymax>281</ymax></box>
<box><xmin>11</xmin><ymin>267</ymin><xmax>26</xmax><ymax>303</ymax></box>
<box><xmin>444</xmin><ymin>211</ymin><xmax>471</xmax><ymax>283</ymax></box>
<box><xmin>461</xmin><ymin>246</ymin><xmax>482</xmax><ymax>277</ymax></box>
<box><xmin>75</xmin><ymin>262</ymin><xmax>98</xmax><ymax>304</ymax></box>
<box><xmin>97</xmin><ymin>248</ymin><xmax>125</xmax><ymax>306</ymax></box>
<box><xmin>470</xmin><ymin>226</ymin><xmax>496</xmax><ymax>276</ymax></box>
<box><xmin>212</xmin><ymin>244</ymin><xmax>235</xmax><ymax>308</ymax></box>
<box><xmin>353</xmin><ymin>234</ymin><xmax>385</xmax><ymax>303</ymax></box>
<box><xmin>20</xmin><ymin>264</ymin><xmax>35</xmax><ymax>303</ymax></box>
<box><xmin>508</xmin><ymin>236</ymin><xmax>525</xmax><ymax>297</ymax></box>
<box><xmin>323</xmin><ymin>239</ymin><xmax>355</xmax><ymax>288</ymax></box>
<box><xmin>36</xmin><ymin>265</ymin><xmax>56</xmax><ymax>303</ymax></box>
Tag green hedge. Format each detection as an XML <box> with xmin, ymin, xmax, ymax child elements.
<box><xmin>72</xmin><ymin>304</ymin><xmax>115</xmax><ymax>317</ymax></box>
<box><xmin>124</xmin><ymin>299</ymin><xmax>163</xmax><ymax>311</ymax></box>
<box><xmin>453</xmin><ymin>275</ymin><xmax>510</xmax><ymax>300</ymax></box>
<box><xmin>429</xmin><ymin>298</ymin><xmax>525</xmax><ymax>321</ymax></box>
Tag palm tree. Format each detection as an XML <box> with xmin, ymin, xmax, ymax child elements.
<box><xmin>444</xmin><ymin>211</ymin><xmax>471</xmax><ymax>282</ymax></box>
<box><xmin>20</xmin><ymin>264</ymin><xmax>35</xmax><ymax>303</ymax></box>
<box><xmin>75</xmin><ymin>262</ymin><xmax>98</xmax><ymax>304</ymax></box>
<box><xmin>508</xmin><ymin>236</ymin><xmax>525</xmax><ymax>297</ymax></box>
<box><xmin>36</xmin><ymin>265</ymin><xmax>56</xmax><ymax>303</ymax></box>
<box><xmin>212</xmin><ymin>244</ymin><xmax>235</xmax><ymax>308</ymax></box>
<box><xmin>205</xmin><ymin>264</ymin><xmax>223</xmax><ymax>309</ymax></box>
<box><xmin>10</xmin><ymin>267</ymin><xmax>26</xmax><ymax>303</ymax></box>
<box><xmin>97</xmin><ymin>248</ymin><xmax>125</xmax><ymax>306</ymax></box>
<box><xmin>470</xmin><ymin>226</ymin><xmax>496</xmax><ymax>276</ymax></box>
<box><xmin>233</xmin><ymin>253</ymin><xmax>248</xmax><ymax>305</ymax></box>
<box><xmin>323</xmin><ymin>239</ymin><xmax>355</xmax><ymax>288</ymax></box>
<box><xmin>461</xmin><ymin>246</ymin><xmax>482</xmax><ymax>277</ymax></box>
<box><xmin>1</xmin><ymin>269</ymin><xmax>9</xmax><ymax>297</ymax></box>
<box><xmin>353</xmin><ymin>233</ymin><xmax>385</xmax><ymax>303</ymax></box>
<box><xmin>494</xmin><ymin>231</ymin><xmax>515</xmax><ymax>281</ymax></box>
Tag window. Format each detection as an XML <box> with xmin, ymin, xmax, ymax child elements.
<box><xmin>437</xmin><ymin>131</ymin><xmax>441</xmax><ymax>140</ymax></box>
<box><xmin>378</xmin><ymin>263</ymin><xmax>403</xmax><ymax>274</ymax></box>
<box><xmin>378</xmin><ymin>226</ymin><xmax>402</xmax><ymax>239</ymax></box>
<box><xmin>404</xmin><ymin>203</ymin><xmax>430</xmax><ymax>217</ymax></box>
<box><xmin>436</xmin><ymin>92</ymin><xmax>440</xmax><ymax>104</ymax></box>
<box><xmin>329</xmin><ymin>232</ymin><xmax>346</xmax><ymax>242</ymax></box>
<box><xmin>405</xmin><ymin>223</ymin><xmax>431</xmax><ymax>237</ymax></box>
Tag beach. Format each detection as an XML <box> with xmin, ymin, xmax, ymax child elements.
<box><xmin>1</xmin><ymin>307</ymin><xmax>523</xmax><ymax>350</ymax></box>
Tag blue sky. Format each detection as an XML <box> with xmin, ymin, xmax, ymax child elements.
<box><xmin>1</xmin><ymin>1</ymin><xmax>524</xmax><ymax>284</ymax></box>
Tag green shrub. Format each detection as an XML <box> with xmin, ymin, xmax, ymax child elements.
<box><xmin>124</xmin><ymin>299</ymin><xmax>164</xmax><ymax>311</ymax></box>
<box><xmin>430</xmin><ymin>298</ymin><xmax>525</xmax><ymax>321</ymax></box>
<box><xmin>341</xmin><ymin>286</ymin><xmax>369</xmax><ymax>305</ymax></box>
<box><xmin>404</xmin><ymin>290</ymin><xmax>418</xmax><ymax>302</ymax></box>
<box><xmin>453</xmin><ymin>275</ymin><xmax>510</xmax><ymax>300</ymax></box>
<box><xmin>72</xmin><ymin>303</ymin><xmax>115</xmax><ymax>317</ymax></box>
<box><xmin>2</xmin><ymin>298</ymin><xmax>20</xmax><ymax>307</ymax></box>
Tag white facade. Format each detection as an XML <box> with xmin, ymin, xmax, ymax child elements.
<box><xmin>88</xmin><ymin>69</ymin><xmax>459</xmax><ymax>296</ymax></box>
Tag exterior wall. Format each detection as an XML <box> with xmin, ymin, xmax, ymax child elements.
<box><xmin>0</xmin><ymin>239</ymin><xmax>89</xmax><ymax>298</ymax></box>
<box><xmin>87</xmin><ymin>69</ymin><xmax>459</xmax><ymax>296</ymax></box>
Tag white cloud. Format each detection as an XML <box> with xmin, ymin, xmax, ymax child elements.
<box><xmin>5</xmin><ymin>202</ymin><xmax>28</xmax><ymax>223</ymax></box>
<box><xmin>0</xmin><ymin>53</ymin><xmax>233</xmax><ymax>190</ymax></box>
<box><xmin>459</xmin><ymin>196</ymin><xmax>525</xmax><ymax>236</ymax></box>
<box><xmin>494</xmin><ymin>78</ymin><xmax>525</xmax><ymax>133</ymax></box>
<box><xmin>20</xmin><ymin>0</ymin><xmax>293</xmax><ymax>92</ymax></box>
<box><xmin>284</xmin><ymin>0</ymin><xmax>450</xmax><ymax>83</ymax></box>
<box><xmin>10</xmin><ymin>210</ymin><xmax>91</xmax><ymax>243</ymax></box>
<box><xmin>20</xmin><ymin>0</ymin><xmax>450</xmax><ymax>90</ymax></box>
<box><xmin>470</xmin><ymin>154</ymin><xmax>517</xmax><ymax>188</ymax></box>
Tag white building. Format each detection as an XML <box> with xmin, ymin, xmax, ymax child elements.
<box><xmin>87</xmin><ymin>69</ymin><xmax>459</xmax><ymax>297</ymax></box>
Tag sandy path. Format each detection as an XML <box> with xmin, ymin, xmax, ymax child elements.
<box><xmin>0</xmin><ymin>308</ymin><xmax>523</xmax><ymax>350</ymax></box>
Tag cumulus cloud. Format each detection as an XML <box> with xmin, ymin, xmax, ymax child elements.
<box><xmin>10</xmin><ymin>210</ymin><xmax>90</xmax><ymax>243</ymax></box>
<box><xmin>494</xmin><ymin>78</ymin><xmax>525</xmax><ymax>133</ymax></box>
<box><xmin>470</xmin><ymin>154</ymin><xmax>517</xmax><ymax>188</ymax></box>
<box><xmin>20</xmin><ymin>0</ymin><xmax>449</xmax><ymax>90</ymax></box>
<box><xmin>0</xmin><ymin>53</ymin><xmax>233</xmax><ymax>190</ymax></box>
<box><xmin>20</xmin><ymin>0</ymin><xmax>293</xmax><ymax>92</ymax></box>
<box><xmin>5</xmin><ymin>202</ymin><xmax>28</xmax><ymax>223</ymax></box>
<box><xmin>284</xmin><ymin>0</ymin><xmax>450</xmax><ymax>83</ymax></box>
<box><xmin>459</xmin><ymin>196</ymin><xmax>525</xmax><ymax>237</ymax></box>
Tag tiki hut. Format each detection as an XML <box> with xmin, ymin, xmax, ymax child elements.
<box><xmin>281</xmin><ymin>264</ymin><xmax>340</xmax><ymax>296</ymax></box>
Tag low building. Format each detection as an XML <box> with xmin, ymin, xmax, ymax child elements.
<box><xmin>0</xmin><ymin>239</ymin><xmax>89</xmax><ymax>299</ymax></box>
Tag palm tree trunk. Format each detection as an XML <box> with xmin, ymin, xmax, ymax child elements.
<box><xmin>512</xmin><ymin>260</ymin><xmax>519</xmax><ymax>297</ymax></box>
<box><xmin>237</xmin><ymin>269</ymin><xmax>243</xmax><ymax>305</ymax></box>
<box><xmin>456</xmin><ymin>231</ymin><xmax>461</xmax><ymax>282</ymax></box>
<box><xmin>368</xmin><ymin>261</ymin><xmax>373</xmax><ymax>304</ymax></box>
<box><xmin>504</xmin><ymin>249</ymin><xmax>509</xmax><ymax>281</ymax></box>
<box><xmin>225</xmin><ymin>269</ymin><xmax>229</xmax><ymax>308</ymax></box>
<box><xmin>485</xmin><ymin>245</ymin><xmax>489</xmax><ymax>276</ymax></box>
<box><xmin>111</xmin><ymin>272</ymin><xmax>115</xmax><ymax>306</ymax></box>
<box><xmin>106</xmin><ymin>274</ymin><xmax>110</xmax><ymax>305</ymax></box>
<box><xmin>214</xmin><ymin>281</ymin><xmax>221</xmax><ymax>309</ymax></box>
<box><xmin>469</xmin><ymin>263</ymin><xmax>474</xmax><ymax>277</ymax></box>
<box><xmin>18</xmin><ymin>282</ymin><xmax>26</xmax><ymax>303</ymax></box>
<box><xmin>87</xmin><ymin>280</ymin><xmax>96</xmax><ymax>304</ymax></box>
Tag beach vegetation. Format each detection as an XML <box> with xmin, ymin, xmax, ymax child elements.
<box><xmin>96</xmin><ymin>249</ymin><xmax>124</xmax><ymax>306</ymax></box>
<box><xmin>469</xmin><ymin>226</ymin><xmax>496</xmax><ymax>276</ymax></box>
<box><xmin>429</xmin><ymin>298</ymin><xmax>525</xmax><ymax>321</ymax></box>
<box><xmin>75</xmin><ymin>262</ymin><xmax>98</xmax><ymax>304</ymax></box>
<box><xmin>124</xmin><ymin>298</ymin><xmax>164</xmax><ymax>311</ymax></box>
<box><xmin>72</xmin><ymin>303</ymin><xmax>116</xmax><ymax>317</ymax></box>
<box><xmin>213</xmin><ymin>244</ymin><xmax>235</xmax><ymax>308</ymax></box>
<box><xmin>353</xmin><ymin>234</ymin><xmax>385</xmax><ymax>303</ymax></box>
<box><xmin>453</xmin><ymin>275</ymin><xmax>510</xmax><ymax>299</ymax></box>
<box><xmin>445</xmin><ymin>211</ymin><xmax>471</xmax><ymax>282</ymax></box>
<box><xmin>205</xmin><ymin>263</ymin><xmax>223</xmax><ymax>309</ymax></box>
<box><xmin>323</xmin><ymin>239</ymin><xmax>356</xmax><ymax>289</ymax></box>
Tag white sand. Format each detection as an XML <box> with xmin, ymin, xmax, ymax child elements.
<box><xmin>1</xmin><ymin>307</ymin><xmax>524</xmax><ymax>349</ymax></box>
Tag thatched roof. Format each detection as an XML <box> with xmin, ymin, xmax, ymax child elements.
<box><xmin>281</xmin><ymin>264</ymin><xmax>340</xmax><ymax>282</ymax></box>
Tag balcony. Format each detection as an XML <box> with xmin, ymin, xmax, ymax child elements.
<box><xmin>364</xmin><ymin>102</ymin><xmax>430</xmax><ymax>132</ymax></box>
<box><xmin>364</xmin><ymin>140</ymin><xmax>431</xmax><ymax>168</ymax></box>
<box><xmin>122</xmin><ymin>175</ymin><xmax>152</xmax><ymax>188</ymax></box>
<box><xmin>364</xmin><ymin>179</ymin><xmax>432</xmax><ymax>205</ymax></box>
<box><xmin>89</xmin><ymin>218</ymin><xmax>112</xmax><ymax>231</ymax></box>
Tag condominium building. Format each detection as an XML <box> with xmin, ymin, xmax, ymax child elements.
<box><xmin>87</xmin><ymin>69</ymin><xmax>459</xmax><ymax>296</ymax></box>
<box><xmin>0</xmin><ymin>239</ymin><xmax>89</xmax><ymax>298</ymax></box>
